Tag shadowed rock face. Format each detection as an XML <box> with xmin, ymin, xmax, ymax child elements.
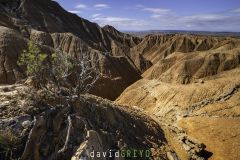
<box><xmin>0</xmin><ymin>26</ymin><xmax>27</xmax><ymax>84</ymax></box>
<box><xmin>0</xmin><ymin>0</ymin><xmax>111</xmax><ymax>50</ymax></box>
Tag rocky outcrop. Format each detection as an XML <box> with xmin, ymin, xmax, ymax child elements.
<box><xmin>0</xmin><ymin>84</ymin><xmax>169</xmax><ymax>160</ymax></box>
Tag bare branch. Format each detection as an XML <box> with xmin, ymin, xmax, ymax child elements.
<box><xmin>21</xmin><ymin>116</ymin><xmax>37</xmax><ymax>159</ymax></box>
<box><xmin>57</xmin><ymin>115</ymin><xmax>72</xmax><ymax>154</ymax></box>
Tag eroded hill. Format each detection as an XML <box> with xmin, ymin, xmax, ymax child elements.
<box><xmin>0</xmin><ymin>0</ymin><xmax>240</xmax><ymax>160</ymax></box>
<box><xmin>117</xmin><ymin>35</ymin><xmax>240</xmax><ymax>160</ymax></box>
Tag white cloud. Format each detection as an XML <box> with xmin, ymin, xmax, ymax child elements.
<box><xmin>69</xmin><ymin>3</ymin><xmax>240</xmax><ymax>31</ymax></box>
<box><xmin>68</xmin><ymin>10</ymin><xmax>81</xmax><ymax>14</ymax></box>
<box><xmin>151</xmin><ymin>14</ymin><xmax>165</xmax><ymax>18</ymax></box>
<box><xmin>142</xmin><ymin>8</ymin><xmax>172</xmax><ymax>14</ymax></box>
<box><xmin>92</xmin><ymin>14</ymin><xmax>102</xmax><ymax>18</ymax></box>
<box><xmin>231</xmin><ymin>8</ymin><xmax>240</xmax><ymax>13</ymax></box>
<box><xmin>92</xmin><ymin>15</ymin><xmax>149</xmax><ymax>29</ymax></box>
<box><xmin>124</xmin><ymin>4</ymin><xmax>144</xmax><ymax>10</ymax></box>
<box><xmin>94</xmin><ymin>4</ymin><xmax>110</xmax><ymax>10</ymax></box>
<box><xmin>93</xmin><ymin>16</ymin><xmax>134</xmax><ymax>23</ymax></box>
<box><xmin>181</xmin><ymin>14</ymin><xmax>227</xmax><ymax>22</ymax></box>
<box><xmin>75</xmin><ymin>4</ymin><xmax>88</xmax><ymax>9</ymax></box>
<box><xmin>136</xmin><ymin>4</ymin><xmax>144</xmax><ymax>8</ymax></box>
<box><xmin>148</xmin><ymin>11</ymin><xmax>240</xmax><ymax>31</ymax></box>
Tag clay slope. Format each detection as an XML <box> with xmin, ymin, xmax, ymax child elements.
<box><xmin>0</xmin><ymin>0</ymin><xmax>146</xmax><ymax>100</ymax></box>
<box><xmin>143</xmin><ymin>46</ymin><xmax>240</xmax><ymax>84</ymax></box>
<box><xmin>117</xmin><ymin>65</ymin><xmax>240</xmax><ymax>159</ymax></box>
<box><xmin>128</xmin><ymin>33</ymin><xmax>240</xmax><ymax>84</ymax></box>
<box><xmin>0</xmin><ymin>84</ymin><xmax>169</xmax><ymax>160</ymax></box>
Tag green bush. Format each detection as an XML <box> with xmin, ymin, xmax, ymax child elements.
<box><xmin>18</xmin><ymin>41</ymin><xmax>47</xmax><ymax>78</ymax></box>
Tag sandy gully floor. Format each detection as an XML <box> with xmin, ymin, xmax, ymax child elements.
<box><xmin>178</xmin><ymin>116</ymin><xmax>240</xmax><ymax>160</ymax></box>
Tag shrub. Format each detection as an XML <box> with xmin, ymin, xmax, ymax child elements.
<box><xmin>51</xmin><ymin>51</ymin><xmax>100</xmax><ymax>94</ymax></box>
<box><xmin>18</xmin><ymin>41</ymin><xmax>47</xmax><ymax>86</ymax></box>
<box><xmin>18</xmin><ymin>41</ymin><xmax>100</xmax><ymax>94</ymax></box>
<box><xmin>0</xmin><ymin>129</ymin><xmax>21</xmax><ymax>160</ymax></box>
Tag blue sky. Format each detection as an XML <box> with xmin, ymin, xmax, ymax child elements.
<box><xmin>54</xmin><ymin>0</ymin><xmax>240</xmax><ymax>31</ymax></box>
